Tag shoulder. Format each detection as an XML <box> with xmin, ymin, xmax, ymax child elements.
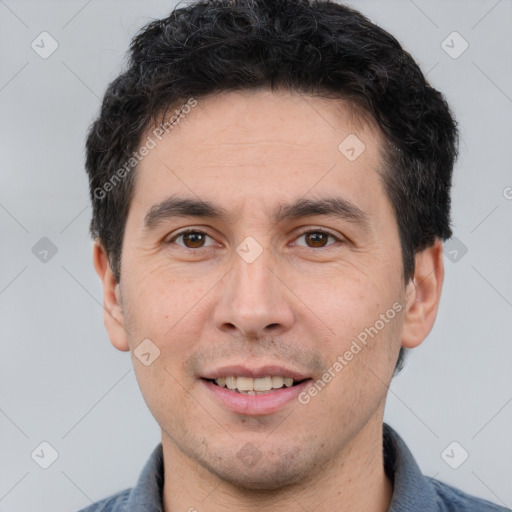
<box><xmin>76</xmin><ymin>488</ymin><xmax>131</xmax><ymax>512</ymax></box>
<box><xmin>430</xmin><ymin>478</ymin><xmax>509</xmax><ymax>511</ymax></box>
<box><xmin>74</xmin><ymin>443</ymin><xmax>164</xmax><ymax>512</ymax></box>
<box><xmin>383</xmin><ymin>424</ymin><xmax>507</xmax><ymax>512</ymax></box>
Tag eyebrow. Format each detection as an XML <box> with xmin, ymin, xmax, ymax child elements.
<box><xmin>143</xmin><ymin>195</ymin><xmax>369</xmax><ymax>231</ymax></box>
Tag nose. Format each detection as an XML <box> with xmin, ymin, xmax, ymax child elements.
<box><xmin>213</xmin><ymin>246</ymin><xmax>295</xmax><ymax>339</ymax></box>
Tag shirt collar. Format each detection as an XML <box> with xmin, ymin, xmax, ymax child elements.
<box><xmin>125</xmin><ymin>442</ymin><xmax>164</xmax><ymax>511</ymax></box>
<box><xmin>124</xmin><ymin>423</ymin><xmax>438</xmax><ymax>511</ymax></box>
<box><xmin>384</xmin><ymin>423</ymin><xmax>439</xmax><ymax>511</ymax></box>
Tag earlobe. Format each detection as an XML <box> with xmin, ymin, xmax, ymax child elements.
<box><xmin>92</xmin><ymin>242</ymin><xmax>130</xmax><ymax>352</ymax></box>
<box><xmin>401</xmin><ymin>239</ymin><xmax>444</xmax><ymax>349</ymax></box>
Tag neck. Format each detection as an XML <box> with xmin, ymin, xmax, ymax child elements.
<box><xmin>161</xmin><ymin>415</ymin><xmax>393</xmax><ymax>512</ymax></box>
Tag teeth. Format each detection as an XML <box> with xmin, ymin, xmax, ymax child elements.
<box><xmin>213</xmin><ymin>375</ymin><xmax>299</xmax><ymax>393</ymax></box>
<box><xmin>271</xmin><ymin>376</ymin><xmax>284</xmax><ymax>388</ymax></box>
<box><xmin>236</xmin><ymin>377</ymin><xmax>254</xmax><ymax>391</ymax></box>
<box><xmin>254</xmin><ymin>377</ymin><xmax>272</xmax><ymax>391</ymax></box>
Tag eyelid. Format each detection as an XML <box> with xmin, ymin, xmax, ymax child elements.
<box><xmin>292</xmin><ymin>228</ymin><xmax>342</xmax><ymax>248</ymax></box>
<box><xmin>166</xmin><ymin>228</ymin><xmax>218</xmax><ymax>248</ymax></box>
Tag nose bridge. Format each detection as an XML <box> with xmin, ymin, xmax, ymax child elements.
<box><xmin>214</xmin><ymin>241</ymin><xmax>294</xmax><ymax>337</ymax></box>
<box><xmin>234</xmin><ymin>247</ymin><xmax>273</xmax><ymax>305</ymax></box>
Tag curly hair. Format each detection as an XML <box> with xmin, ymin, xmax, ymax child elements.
<box><xmin>85</xmin><ymin>0</ymin><xmax>459</xmax><ymax>372</ymax></box>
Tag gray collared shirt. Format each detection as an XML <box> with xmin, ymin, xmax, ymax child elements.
<box><xmin>78</xmin><ymin>424</ymin><xmax>509</xmax><ymax>511</ymax></box>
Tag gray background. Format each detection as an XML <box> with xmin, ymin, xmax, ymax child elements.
<box><xmin>1</xmin><ymin>0</ymin><xmax>511</xmax><ymax>511</ymax></box>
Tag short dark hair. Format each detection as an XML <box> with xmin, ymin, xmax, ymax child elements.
<box><xmin>85</xmin><ymin>0</ymin><xmax>459</xmax><ymax>372</ymax></box>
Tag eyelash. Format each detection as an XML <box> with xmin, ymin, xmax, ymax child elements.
<box><xmin>166</xmin><ymin>228</ymin><xmax>342</xmax><ymax>251</ymax></box>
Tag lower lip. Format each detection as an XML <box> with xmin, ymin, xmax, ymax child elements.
<box><xmin>201</xmin><ymin>379</ymin><xmax>312</xmax><ymax>416</ymax></box>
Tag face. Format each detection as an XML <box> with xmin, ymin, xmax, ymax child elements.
<box><xmin>96</xmin><ymin>89</ymin><xmax>437</xmax><ymax>490</ymax></box>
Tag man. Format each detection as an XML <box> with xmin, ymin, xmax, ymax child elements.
<box><xmin>80</xmin><ymin>0</ymin><xmax>507</xmax><ymax>510</ymax></box>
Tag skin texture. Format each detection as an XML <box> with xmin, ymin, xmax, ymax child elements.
<box><xmin>93</xmin><ymin>89</ymin><xmax>444</xmax><ymax>512</ymax></box>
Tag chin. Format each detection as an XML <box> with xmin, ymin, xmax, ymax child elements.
<box><xmin>212</xmin><ymin>466</ymin><xmax>304</xmax><ymax>491</ymax></box>
<box><xmin>198</xmin><ymin>448</ymin><xmax>314</xmax><ymax>491</ymax></box>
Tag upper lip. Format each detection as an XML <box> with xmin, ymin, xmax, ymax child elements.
<box><xmin>201</xmin><ymin>364</ymin><xmax>310</xmax><ymax>381</ymax></box>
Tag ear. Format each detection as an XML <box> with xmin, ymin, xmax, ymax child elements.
<box><xmin>92</xmin><ymin>241</ymin><xmax>130</xmax><ymax>352</ymax></box>
<box><xmin>401</xmin><ymin>239</ymin><xmax>444</xmax><ymax>349</ymax></box>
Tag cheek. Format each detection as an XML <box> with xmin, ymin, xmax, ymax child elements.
<box><xmin>122</xmin><ymin>260</ymin><xmax>215</xmax><ymax>336</ymax></box>
<box><xmin>313</xmin><ymin>270</ymin><xmax>404</xmax><ymax>380</ymax></box>
<box><xmin>125</xmin><ymin>273</ymin><xmax>204</xmax><ymax>423</ymax></box>
<box><xmin>131</xmin><ymin>357</ymin><xmax>198</xmax><ymax>446</ymax></box>
<box><xmin>304</xmin><ymin>303</ymin><xmax>402</xmax><ymax>431</ymax></box>
<box><xmin>309</xmin><ymin>271</ymin><xmax>395</xmax><ymax>335</ymax></box>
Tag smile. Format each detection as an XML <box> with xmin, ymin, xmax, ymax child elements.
<box><xmin>209</xmin><ymin>375</ymin><xmax>304</xmax><ymax>394</ymax></box>
<box><xmin>200</xmin><ymin>368</ymin><xmax>312</xmax><ymax>415</ymax></box>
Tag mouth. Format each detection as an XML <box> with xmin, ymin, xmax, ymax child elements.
<box><xmin>200</xmin><ymin>367</ymin><xmax>313</xmax><ymax>415</ymax></box>
<box><xmin>203</xmin><ymin>375</ymin><xmax>308</xmax><ymax>395</ymax></box>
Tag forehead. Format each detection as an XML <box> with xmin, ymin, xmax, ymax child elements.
<box><xmin>131</xmin><ymin>89</ymin><xmax>388</xmax><ymax>222</ymax></box>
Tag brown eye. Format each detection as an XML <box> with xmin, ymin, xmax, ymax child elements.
<box><xmin>305</xmin><ymin>232</ymin><xmax>328</xmax><ymax>247</ymax></box>
<box><xmin>169</xmin><ymin>230</ymin><xmax>215</xmax><ymax>249</ymax></box>
<box><xmin>295</xmin><ymin>230</ymin><xmax>339</xmax><ymax>248</ymax></box>
<box><xmin>182</xmin><ymin>232</ymin><xmax>205</xmax><ymax>248</ymax></box>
